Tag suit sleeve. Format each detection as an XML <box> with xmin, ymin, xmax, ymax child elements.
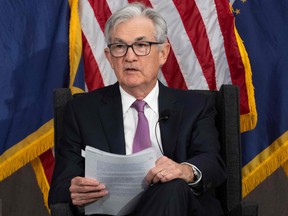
<box><xmin>185</xmin><ymin>94</ymin><xmax>226</xmax><ymax>193</ymax></box>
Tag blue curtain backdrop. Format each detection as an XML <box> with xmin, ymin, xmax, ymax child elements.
<box><xmin>233</xmin><ymin>0</ymin><xmax>288</xmax><ymax>195</ymax></box>
<box><xmin>0</xmin><ymin>0</ymin><xmax>70</xmax><ymax>179</ymax></box>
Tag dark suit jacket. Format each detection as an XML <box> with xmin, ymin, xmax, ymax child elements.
<box><xmin>49</xmin><ymin>82</ymin><xmax>226</xmax><ymax>213</ymax></box>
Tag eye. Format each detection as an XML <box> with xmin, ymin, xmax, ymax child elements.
<box><xmin>112</xmin><ymin>43</ymin><xmax>126</xmax><ymax>50</ymax></box>
<box><xmin>134</xmin><ymin>42</ymin><xmax>149</xmax><ymax>49</ymax></box>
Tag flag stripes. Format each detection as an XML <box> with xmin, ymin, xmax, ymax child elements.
<box><xmin>214</xmin><ymin>0</ymin><xmax>249</xmax><ymax>114</ymax></box>
<box><xmin>79</xmin><ymin>0</ymin><xmax>256</xmax><ymax>132</ymax></box>
<box><xmin>79</xmin><ymin>0</ymin><xmax>250</xmax><ymax>101</ymax></box>
<box><xmin>80</xmin><ymin>0</ymin><xmax>116</xmax><ymax>90</ymax></box>
<box><xmin>173</xmin><ymin>0</ymin><xmax>217</xmax><ymax>90</ymax></box>
<box><xmin>151</xmin><ymin>0</ymin><xmax>201</xmax><ymax>90</ymax></box>
<box><xmin>82</xmin><ymin>34</ymin><xmax>105</xmax><ymax>90</ymax></box>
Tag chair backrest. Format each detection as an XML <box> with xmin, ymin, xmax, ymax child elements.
<box><xmin>52</xmin><ymin>84</ymin><xmax>242</xmax><ymax>215</ymax></box>
<box><xmin>217</xmin><ymin>85</ymin><xmax>242</xmax><ymax>213</ymax></box>
<box><xmin>194</xmin><ymin>85</ymin><xmax>242</xmax><ymax>213</ymax></box>
<box><xmin>53</xmin><ymin>88</ymin><xmax>73</xmax><ymax>149</ymax></box>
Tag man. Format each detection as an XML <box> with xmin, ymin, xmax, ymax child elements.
<box><xmin>49</xmin><ymin>3</ymin><xmax>226</xmax><ymax>216</ymax></box>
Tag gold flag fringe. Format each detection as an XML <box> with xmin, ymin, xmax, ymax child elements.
<box><xmin>229</xmin><ymin>3</ymin><xmax>288</xmax><ymax>198</ymax></box>
<box><xmin>242</xmin><ymin>131</ymin><xmax>288</xmax><ymax>197</ymax></box>
<box><xmin>0</xmin><ymin>120</ymin><xmax>54</xmax><ymax>181</ymax></box>
<box><xmin>68</xmin><ymin>0</ymin><xmax>83</xmax><ymax>95</ymax></box>
<box><xmin>31</xmin><ymin>157</ymin><xmax>51</xmax><ymax>214</ymax></box>
<box><xmin>233</xmin><ymin>25</ymin><xmax>257</xmax><ymax>133</ymax></box>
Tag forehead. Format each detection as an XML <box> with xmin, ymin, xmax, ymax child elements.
<box><xmin>110</xmin><ymin>16</ymin><xmax>155</xmax><ymax>42</ymax></box>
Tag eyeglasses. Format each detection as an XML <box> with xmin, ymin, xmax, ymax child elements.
<box><xmin>107</xmin><ymin>41</ymin><xmax>163</xmax><ymax>57</ymax></box>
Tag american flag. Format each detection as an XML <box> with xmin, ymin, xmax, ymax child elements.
<box><xmin>76</xmin><ymin>0</ymin><xmax>256</xmax><ymax>132</ymax></box>
<box><xmin>38</xmin><ymin>0</ymin><xmax>257</xmax><ymax>209</ymax></box>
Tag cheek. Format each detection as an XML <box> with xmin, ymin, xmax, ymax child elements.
<box><xmin>111</xmin><ymin>59</ymin><xmax>122</xmax><ymax>72</ymax></box>
<box><xmin>145</xmin><ymin>58</ymin><xmax>160</xmax><ymax>76</ymax></box>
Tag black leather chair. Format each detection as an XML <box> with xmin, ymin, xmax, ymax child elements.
<box><xmin>195</xmin><ymin>85</ymin><xmax>258</xmax><ymax>216</ymax></box>
<box><xmin>50</xmin><ymin>85</ymin><xmax>258</xmax><ymax>216</ymax></box>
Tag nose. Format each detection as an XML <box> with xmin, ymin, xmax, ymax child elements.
<box><xmin>124</xmin><ymin>46</ymin><xmax>137</xmax><ymax>61</ymax></box>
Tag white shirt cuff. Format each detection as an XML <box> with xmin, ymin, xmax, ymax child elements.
<box><xmin>181</xmin><ymin>162</ymin><xmax>202</xmax><ymax>185</ymax></box>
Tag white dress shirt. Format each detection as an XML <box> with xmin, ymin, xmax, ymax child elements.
<box><xmin>119</xmin><ymin>82</ymin><xmax>163</xmax><ymax>157</ymax></box>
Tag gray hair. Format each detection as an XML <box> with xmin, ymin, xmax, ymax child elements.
<box><xmin>104</xmin><ymin>3</ymin><xmax>168</xmax><ymax>44</ymax></box>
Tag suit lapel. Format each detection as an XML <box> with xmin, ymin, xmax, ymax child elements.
<box><xmin>98</xmin><ymin>83</ymin><xmax>126</xmax><ymax>155</ymax></box>
<box><xmin>158</xmin><ymin>83</ymin><xmax>182</xmax><ymax>159</ymax></box>
<box><xmin>95</xmin><ymin>82</ymin><xmax>182</xmax><ymax>157</ymax></box>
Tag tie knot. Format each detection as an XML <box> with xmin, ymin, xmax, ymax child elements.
<box><xmin>132</xmin><ymin>100</ymin><xmax>146</xmax><ymax>112</ymax></box>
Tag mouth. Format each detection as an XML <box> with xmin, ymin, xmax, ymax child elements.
<box><xmin>124</xmin><ymin>67</ymin><xmax>139</xmax><ymax>73</ymax></box>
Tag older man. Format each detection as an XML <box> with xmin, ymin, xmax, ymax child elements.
<box><xmin>49</xmin><ymin>3</ymin><xmax>226</xmax><ymax>216</ymax></box>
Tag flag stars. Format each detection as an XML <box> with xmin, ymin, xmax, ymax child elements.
<box><xmin>234</xmin><ymin>8</ymin><xmax>241</xmax><ymax>15</ymax></box>
<box><xmin>232</xmin><ymin>0</ymin><xmax>246</xmax><ymax>15</ymax></box>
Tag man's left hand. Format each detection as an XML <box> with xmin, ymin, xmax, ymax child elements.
<box><xmin>145</xmin><ymin>156</ymin><xmax>194</xmax><ymax>185</ymax></box>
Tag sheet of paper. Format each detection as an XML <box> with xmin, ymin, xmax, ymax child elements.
<box><xmin>84</xmin><ymin>146</ymin><xmax>157</xmax><ymax>215</ymax></box>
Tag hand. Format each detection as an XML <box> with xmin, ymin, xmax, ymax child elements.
<box><xmin>69</xmin><ymin>176</ymin><xmax>108</xmax><ymax>206</ymax></box>
<box><xmin>145</xmin><ymin>156</ymin><xmax>194</xmax><ymax>185</ymax></box>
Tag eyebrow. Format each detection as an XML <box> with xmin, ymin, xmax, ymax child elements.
<box><xmin>112</xmin><ymin>36</ymin><xmax>148</xmax><ymax>43</ymax></box>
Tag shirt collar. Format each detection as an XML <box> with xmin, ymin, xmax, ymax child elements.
<box><xmin>120</xmin><ymin>81</ymin><xmax>159</xmax><ymax>115</ymax></box>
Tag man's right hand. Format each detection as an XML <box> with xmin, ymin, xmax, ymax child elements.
<box><xmin>69</xmin><ymin>176</ymin><xmax>108</xmax><ymax>206</ymax></box>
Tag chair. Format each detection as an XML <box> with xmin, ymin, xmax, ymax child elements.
<box><xmin>195</xmin><ymin>85</ymin><xmax>258</xmax><ymax>216</ymax></box>
<box><xmin>50</xmin><ymin>85</ymin><xmax>258</xmax><ymax>216</ymax></box>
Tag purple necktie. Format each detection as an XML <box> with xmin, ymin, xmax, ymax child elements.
<box><xmin>132</xmin><ymin>100</ymin><xmax>151</xmax><ymax>153</ymax></box>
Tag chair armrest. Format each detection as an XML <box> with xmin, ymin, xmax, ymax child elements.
<box><xmin>50</xmin><ymin>203</ymin><xmax>85</xmax><ymax>216</ymax></box>
<box><xmin>227</xmin><ymin>201</ymin><xmax>258</xmax><ymax>216</ymax></box>
<box><xmin>50</xmin><ymin>203</ymin><xmax>75</xmax><ymax>216</ymax></box>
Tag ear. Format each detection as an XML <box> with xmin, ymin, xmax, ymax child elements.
<box><xmin>104</xmin><ymin>47</ymin><xmax>114</xmax><ymax>69</ymax></box>
<box><xmin>159</xmin><ymin>42</ymin><xmax>170</xmax><ymax>66</ymax></box>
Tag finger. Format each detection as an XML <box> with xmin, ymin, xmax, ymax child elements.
<box><xmin>146</xmin><ymin>166</ymin><xmax>165</xmax><ymax>183</ymax></box>
<box><xmin>151</xmin><ymin>170</ymin><xmax>168</xmax><ymax>184</ymax></box>
<box><xmin>70</xmin><ymin>183</ymin><xmax>106</xmax><ymax>194</ymax></box>
<box><xmin>146</xmin><ymin>165</ymin><xmax>166</xmax><ymax>184</ymax></box>
<box><xmin>145</xmin><ymin>170</ymin><xmax>155</xmax><ymax>185</ymax></box>
<box><xmin>71</xmin><ymin>189</ymin><xmax>108</xmax><ymax>201</ymax></box>
<box><xmin>71</xmin><ymin>189</ymin><xmax>108</xmax><ymax>206</ymax></box>
<box><xmin>146</xmin><ymin>157</ymin><xmax>175</xmax><ymax>184</ymax></box>
<box><xmin>70</xmin><ymin>178</ymin><xmax>105</xmax><ymax>193</ymax></box>
<box><xmin>72</xmin><ymin>198</ymin><xmax>96</xmax><ymax>206</ymax></box>
<box><xmin>72</xmin><ymin>176</ymin><xmax>100</xmax><ymax>186</ymax></box>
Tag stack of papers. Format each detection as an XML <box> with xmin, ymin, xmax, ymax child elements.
<box><xmin>84</xmin><ymin>146</ymin><xmax>157</xmax><ymax>215</ymax></box>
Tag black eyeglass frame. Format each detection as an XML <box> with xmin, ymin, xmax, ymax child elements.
<box><xmin>107</xmin><ymin>41</ymin><xmax>164</xmax><ymax>57</ymax></box>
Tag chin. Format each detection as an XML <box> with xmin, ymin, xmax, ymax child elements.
<box><xmin>122</xmin><ymin>76</ymin><xmax>143</xmax><ymax>86</ymax></box>
<box><xmin>125</xmin><ymin>82</ymin><xmax>142</xmax><ymax>89</ymax></box>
